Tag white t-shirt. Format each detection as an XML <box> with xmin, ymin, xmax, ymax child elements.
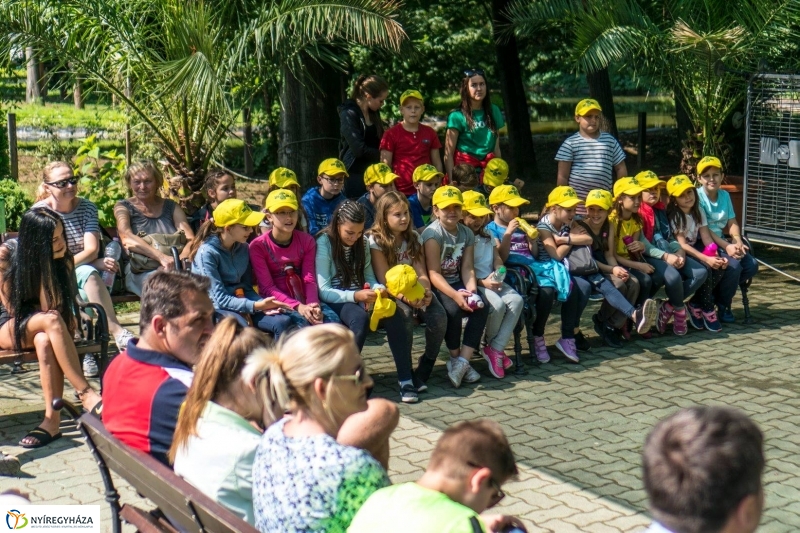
<box><xmin>670</xmin><ymin>210</ymin><xmax>708</xmax><ymax>245</ymax></box>
<box><xmin>367</xmin><ymin>232</ymin><xmax>423</xmax><ymax>267</ymax></box>
<box><xmin>473</xmin><ymin>233</ymin><xmax>499</xmax><ymax>280</ymax></box>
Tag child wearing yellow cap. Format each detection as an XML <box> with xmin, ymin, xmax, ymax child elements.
<box><xmin>462</xmin><ymin>191</ymin><xmax>523</xmax><ymax>379</ymax></box>
<box><xmin>555</xmin><ymin>98</ymin><xmax>627</xmax><ymax>215</ymax></box>
<box><xmin>666</xmin><ymin>175</ymin><xmax>726</xmax><ymax>333</ymax></box>
<box><xmin>421</xmin><ymin>186</ymin><xmax>489</xmax><ymax>388</ymax></box>
<box><xmin>475</xmin><ymin>157</ymin><xmax>525</xmax><ymax>197</ymax></box>
<box><xmin>366</xmin><ymin>191</ymin><xmax>448</xmax><ymax>400</ymax></box>
<box><xmin>302</xmin><ymin>158</ymin><xmax>347</xmax><ymax>235</ymax></box>
<box><xmin>264</xmin><ymin>167</ymin><xmax>308</xmax><ymax>232</ymax></box>
<box><xmin>190</xmin><ymin>168</ymin><xmax>238</xmax><ymax>233</ymax></box>
<box><xmin>357</xmin><ymin>163</ymin><xmax>399</xmax><ymax>230</ymax></box>
<box><xmin>188</xmin><ymin>199</ymin><xmax>292</xmax><ymax>335</ymax></box>
<box><xmin>695</xmin><ymin>156</ymin><xmax>758</xmax><ymax>323</ymax></box>
<box><xmin>379</xmin><ymin>90</ymin><xmax>443</xmax><ymax>196</ymax></box>
<box><xmin>409</xmin><ymin>164</ymin><xmax>444</xmax><ymax>230</ymax></box>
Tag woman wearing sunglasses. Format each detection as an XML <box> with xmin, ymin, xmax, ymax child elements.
<box><xmin>444</xmin><ymin>69</ymin><xmax>505</xmax><ymax>184</ymax></box>
<box><xmin>32</xmin><ymin>162</ymin><xmax>136</xmax><ymax>373</ymax></box>
<box><xmin>250</xmin><ymin>323</ymin><xmax>397</xmax><ymax>532</ymax></box>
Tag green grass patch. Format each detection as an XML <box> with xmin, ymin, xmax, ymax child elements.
<box><xmin>114</xmin><ymin>301</ymin><xmax>141</xmax><ymax>315</ymax></box>
<box><xmin>7</xmin><ymin>101</ymin><xmax>128</xmax><ymax>133</ymax></box>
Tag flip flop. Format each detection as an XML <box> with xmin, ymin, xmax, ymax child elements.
<box><xmin>19</xmin><ymin>427</ymin><xmax>62</xmax><ymax>449</ymax></box>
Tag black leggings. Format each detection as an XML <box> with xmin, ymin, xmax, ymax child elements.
<box><xmin>434</xmin><ymin>284</ymin><xmax>489</xmax><ymax>352</ymax></box>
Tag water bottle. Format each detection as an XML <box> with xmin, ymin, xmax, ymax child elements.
<box><xmin>653</xmin><ymin>231</ymin><xmax>670</xmax><ymax>252</ymax></box>
<box><xmin>622</xmin><ymin>235</ymin><xmax>644</xmax><ymax>261</ymax></box>
<box><xmin>466</xmin><ymin>292</ymin><xmax>484</xmax><ymax>309</ymax></box>
<box><xmin>490</xmin><ymin>266</ymin><xmax>507</xmax><ymax>283</ymax></box>
<box><xmin>363</xmin><ymin>283</ymin><xmax>373</xmax><ymax>312</ymax></box>
<box><xmin>284</xmin><ymin>264</ymin><xmax>306</xmax><ymax>304</ymax></box>
<box><xmin>702</xmin><ymin>242</ymin><xmax>719</xmax><ymax>257</ymax></box>
<box><xmin>102</xmin><ymin>238</ymin><xmax>123</xmax><ymax>288</ymax></box>
<box><xmin>515</xmin><ymin>217</ymin><xmax>539</xmax><ymax>240</ymax></box>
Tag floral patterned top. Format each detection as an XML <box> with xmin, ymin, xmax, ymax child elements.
<box><xmin>252</xmin><ymin>418</ymin><xmax>390</xmax><ymax>533</ymax></box>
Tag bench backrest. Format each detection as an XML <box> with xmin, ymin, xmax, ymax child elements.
<box><xmin>79</xmin><ymin>414</ymin><xmax>259</xmax><ymax>533</ymax></box>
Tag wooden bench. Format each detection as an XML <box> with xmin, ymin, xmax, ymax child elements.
<box><xmin>56</xmin><ymin>400</ymin><xmax>259</xmax><ymax>533</ymax></box>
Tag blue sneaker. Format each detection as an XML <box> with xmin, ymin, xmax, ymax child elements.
<box><xmin>687</xmin><ymin>303</ymin><xmax>704</xmax><ymax>330</ymax></box>
<box><xmin>702</xmin><ymin>309</ymin><xmax>722</xmax><ymax>332</ymax></box>
<box><xmin>717</xmin><ymin>305</ymin><xmax>735</xmax><ymax>323</ymax></box>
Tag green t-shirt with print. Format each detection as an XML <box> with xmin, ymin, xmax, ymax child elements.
<box><xmin>447</xmin><ymin>104</ymin><xmax>505</xmax><ymax>159</ymax></box>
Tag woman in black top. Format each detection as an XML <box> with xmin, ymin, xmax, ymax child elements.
<box><xmin>339</xmin><ymin>74</ymin><xmax>389</xmax><ymax>199</ymax></box>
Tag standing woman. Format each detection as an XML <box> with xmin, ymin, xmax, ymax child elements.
<box><xmin>339</xmin><ymin>75</ymin><xmax>389</xmax><ymax>199</ymax></box>
<box><xmin>33</xmin><ymin>162</ymin><xmax>136</xmax><ymax>370</ymax></box>
<box><xmin>113</xmin><ymin>161</ymin><xmax>195</xmax><ymax>296</ymax></box>
<box><xmin>444</xmin><ymin>69</ymin><xmax>505</xmax><ymax>183</ymax></box>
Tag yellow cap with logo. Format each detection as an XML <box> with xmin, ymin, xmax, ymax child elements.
<box><xmin>369</xmin><ymin>290</ymin><xmax>397</xmax><ymax>332</ymax></box>
<box><xmin>546</xmin><ymin>185</ymin><xmax>581</xmax><ymax>208</ymax></box>
<box><xmin>667</xmin><ymin>174</ymin><xmax>696</xmax><ymax>197</ymax></box>
<box><xmin>483</xmin><ymin>158</ymin><xmax>509</xmax><ymax>188</ymax></box>
<box><xmin>412</xmin><ymin>164</ymin><xmax>444</xmax><ymax>183</ymax></box>
<box><xmin>613</xmin><ymin>177</ymin><xmax>645</xmax><ymax>199</ymax></box>
<box><xmin>399</xmin><ymin>89</ymin><xmax>424</xmax><ymax>106</ymax></box>
<box><xmin>364</xmin><ymin>163</ymin><xmax>400</xmax><ymax>186</ymax></box>
<box><xmin>584</xmin><ymin>189</ymin><xmax>613</xmax><ymax>210</ymax></box>
<box><xmin>696</xmin><ymin>156</ymin><xmax>723</xmax><ymax>176</ymax></box>
<box><xmin>385</xmin><ymin>264</ymin><xmax>425</xmax><ymax>302</ymax></box>
<box><xmin>432</xmin><ymin>186</ymin><xmax>463</xmax><ymax>208</ymax></box>
<box><xmin>462</xmin><ymin>191</ymin><xmax>493</xmax><ymax>217</ymax></box>
<box><xmin>265</xmin><ymin>189</ymin><xmax>299</xmax><ymax>213</ymax></box>
<box><xmin>213</xmin><ymin>199</ymin><xmax>265</xmax><ymax>227</ymax></box>
<box><xmin>634</xmin><ymin>170</ymin><xmax>665</xmax><ymax>190</ymax></box>
<box><xmin>318</xmin><ymin>158</ymin><xmax>349</xmax><ymax>177</ymax></box>
<box><xmin>268</xmin><ymin>167</ymin><xmax>299</xmax><ymax>189</ymax></box>
<box><xmin>488</xmin><ymin>184</ymin><xmax>529</xmax><ymax>207</ymax></box>
<box><xmin>575</xmin><ymin>98</ymin><xmax>602</xmax><ymax>116</ymax></box>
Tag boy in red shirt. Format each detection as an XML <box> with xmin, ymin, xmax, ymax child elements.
<box><xmin>380</xmin><ymin>89</ymin><xmax>443</xmax><ymax>196</ymax></box>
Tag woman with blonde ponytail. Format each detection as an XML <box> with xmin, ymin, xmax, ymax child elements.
<box><xmin>171</xmin><ymin>318</ymin><xmax>272</xmax><ymax>523</ymax></box>
<box><xmin>250</xmin><ymin>323</ymin><xmax>394</xmax><ymax>533</ymax></box>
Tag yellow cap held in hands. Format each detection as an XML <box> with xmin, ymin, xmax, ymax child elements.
<box><xmin>370</xmin><ymin>290</ymin><xmax>397</xmax><ymax>331</ymax></box>
<box><xmin>385</xmin><ymin>264</ymin><xmax>425</xmax><ymax>302</ymax></box>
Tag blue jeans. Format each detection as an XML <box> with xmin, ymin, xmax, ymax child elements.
<box><xmin>645</xmin><ymin>256</ymin><xmax>708</xmax><ymax>308</ymax></box>
<box><xmin>715</xmin><ymin>251</ymin><xmax>758</xmax><ymax>308</ymax></box>
<box><xmin>214</xmin><ymin>308</ymin><xmax>293</xmax><ymax>338</ymax></box>
<box><xmin>585</xmin><ymin>272</ymin><xmax>635</xmax><ymax>321</ymax></box>
<box><xmin>286</xmin><ymin>303</ymin><xmax>341</xmax><ymax>328</ymax></box>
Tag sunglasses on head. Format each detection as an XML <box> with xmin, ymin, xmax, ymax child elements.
<box><xmin>45</xmin><ymin>177</ymin><xmax>78</xmax><ymax>189</ymax></box>
<box><xmin>463</xmin><ymin>68</ymin><xmax>486</xmax><ymax>79</ymax></box>
<box><xmin>332</xmin><ymin>365</ymin><xmax>369</xmax><ymax>387</ymax></box>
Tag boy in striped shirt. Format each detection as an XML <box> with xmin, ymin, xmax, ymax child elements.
<box><xmin>555</xmin><ymin>98</ymin><xmax>627</xmax><ymax>215</ymax></box>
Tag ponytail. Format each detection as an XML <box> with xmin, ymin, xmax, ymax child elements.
<box><xmin>186</xmin><ymin>218</ymin><xmax>223</xmax><ymax>261</ymax></box>
<box><xmin>350</xmin><ymin>74</ymin><xmax>388</xmax><ymax>137</ymax></box>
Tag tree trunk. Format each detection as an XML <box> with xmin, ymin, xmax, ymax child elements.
<box><xmin>243</xmin><ymin>106</ymin><xmax>253</xmax><ymax>176</ymax></box>
<box><xmin>73</xmin><ymin>77</ymin><xmax>84</xmax><ymax>109</ymax></box>
<box><xmin>491</xmin><ymin>0</ymin><xmax>540</xmax><ymax>185</ymax></box>
<box><xmin>279</xmin><ymin>59</ymin><xmax>343</xmax><ymax>188</ymax></box>
<box><xmin>586</xmin><ymin>67</ymin><xmax>618</xmax><ymax>139</ymax></box>
<box><xmin>25</xmin><ymin>48</ymin><xmax>41</xmax><ymax>104</ymax></box>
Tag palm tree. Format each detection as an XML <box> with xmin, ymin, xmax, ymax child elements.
<box><xmin>0</xmin><ymin>0</ymin><xmax>405</xmax><ymax>208</ymax></box>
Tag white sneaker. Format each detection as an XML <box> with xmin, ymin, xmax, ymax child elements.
<box><xmin>115</xmin><ymin>329</ymin><xmax>135</xmax><ymax>350</ymax></box>
<box><xmin>463</xmin><ymin>363</ymin><xmax>481</xmax><ymax>383</ymax></box>
<box><xmin>82</xmin><ymin>354</ymin><xmax>99</xmax><ymax>378</ymax></box>
<box><xmin>446</xmin><ymin>357</ymin><xmax>469</xmax><ymax>388</ymax></box>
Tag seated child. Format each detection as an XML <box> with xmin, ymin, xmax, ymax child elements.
<box><xmin>266</xmin><ymin>167</ymin><xmax>307</xmax><ymax>232</ymax></box>
<box><xmin>409</xmin><ymin>164</ymin><xmax>444</xmax><ymax>230</ymax></box>
<box><xmin>302</xmin><ymin>158</ymin><xmax>347</xmax><ymax>235</ymax></box>
<box><xmin>462</xmin><ymin>191</ymin><xmax>523</xmax><ymax>379</ymax></box>
<box><xmin>379</xmin><ymin>89</ymin><xmax>443</xmax><ymax>196</ymax></box>
<box><xmin>475</xmin><ymin>157</ymin><xmax>523</xmax><ymax>197</ymax></box>
<box><xmin>357</xmin><ymin>163</ymin><xmax>399</xmax><ymax>229</ymax></box>
<box><xmin>450</xmin><ymin>163</ymin><xmax>479</xmax><ymax>193</ymax></box>
<box><xmin>190</xmin><ymin>169</ymin><xmax>238</xmax><ymax>232</ymax></box>
<box><xmin>695</xmin><ymin>156</ymin><xmax>758</xmax><ymax>322</ymax></box>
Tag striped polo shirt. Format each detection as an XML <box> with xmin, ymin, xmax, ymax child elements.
<box><xmin>33</xmin><ymin>198</ymin><xmax>100</xmax><ymax>255</ymax></box>
<box><xmin>555</xmin><ymin>132</ymin><xmax>626</xmax><ymax>213</ymax></box>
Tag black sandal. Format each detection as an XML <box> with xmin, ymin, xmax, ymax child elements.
<box><xmin>19</xmin><ymin>426</ymin><xmax>62</xmax><ymax>449</ymax></box>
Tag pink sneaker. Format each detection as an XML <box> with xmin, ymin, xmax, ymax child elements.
<box><xmin>656</xmin><ymin>301</ymin><xmax>674</xmax><ymax>334</ymax></box>
<box><xmin>672</xmin><ymin>307</ymin><xmax>688</xmax><ymax>336</ymax></box>
<box><xmin>482</xmin><ymin>346</ymin><xmax>505</xmax><ymax>379</ymax></box>
<box><xmin>533</xmin><ymin>336</ymin><xmax>550</xmax><ymax>363</ymax></box>
<box><xmin>502</xmin><ymin>355</ymin><xmax>513</xmax><ymax>370</ymax></box>
<box><xmin>555</xmin><ymin>338</ymin><xmax>580</xmax><ymax>363</ymax></box>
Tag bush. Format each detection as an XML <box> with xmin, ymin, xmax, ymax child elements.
<box><xmin>0</xmin><ymin>103</ymin><xmax>9</xmax><ymax>180</ymax></box>
<box><xmin>0</xmin><ymin>179</ymin><xmax>33</xmax><ymax>231</ymax></box>
<box><xmin>74</xmin><ymin>135</ymin><xmax>127</xmax><ymax>227</ymax></box>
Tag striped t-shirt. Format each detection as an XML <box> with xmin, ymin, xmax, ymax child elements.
<box><xmin>33</xmin><ymin>198</ymin><xmax>100</xmax><ymax>255</ymax></box>
<box><xmin>555</xmin><ymin>132</ymin><xmax>625</xmax><ymax>213</ymax></box>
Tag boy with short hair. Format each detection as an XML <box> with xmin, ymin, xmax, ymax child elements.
<box><xmin>348</xmin><ymin>419</ymin><xmax>525</xmax><ymax>533</ymax></box>
<box><xmin>380</xmin><ymin>90</ymin><xmax>443</xmax><ymax>196</ymax></box>
<box><xmin>695</xmin><ymin>156</ymin><xmax>758</xmax><ymax>322</ymax></box>
<box><xmin>301</xmin><ymin>158</ymin><xmax>347</xmax><ymax>235</ymax></box>
<box><xmin>555</xmin><ymin>98</ymin><xmax>627</xmax><ymax>215</ymax></box>
<box><xmin>357</xmin><ymin>163</ymin><xmax>399</xmax><ymax>229</ymax></box>
<box><xmin>486</xmin><ymin>185</ymin><xmax>535</xmax><ymax>266</ymax></box>
<box><xmin>642</xmin><ymin>406</ymin><xmax>764</xmax><ymax>533</ymax></box>
<box><xmin>450</xmin><ymin>163</ymin><xmax>479</xmax><ymax>193</ymax></box>
<box><xmin>409</xmin><ymin>164</ymin><xmax>444</xmax><ymax>230</ymax></box>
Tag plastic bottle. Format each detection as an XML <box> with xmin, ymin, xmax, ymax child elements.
<box><xmin>284</xmin><ymin>264</ymin><xmax>306</xmax><ymax>304</ymax></box>
<box><xmin>466</xmin><ymin>292</ymin><xmax>484</xmax><ymax>309</ymax></box>
<box><xmin>622</xmin><ymin>235</ymin><xmax>644</xmax><ymax>261</ymax></box>
<box><xmin>702</xmin><ymin>242</ymin><xmax>719</xmax><ymax>257</ymax></box>
<box><xmin>234</xmin><ymin>288</ymin><xmax>254</xmax><ymax>326</ymax></box>
<box><xmin>102</xmin><ymin>238</ymin><xmax>123</xmax><ymax>288</ymax></box>
<box><xmin>490</xmin><ymin>266</ymin><xmax>507</xmax><ymax>283</ymax></box>
<box><xmin>653</xmin><ymin>231</ymin><xmax>670</xmax><ymax>252</ymax></box>
<box><xmin>515</xmin><ymin>217</ymin><xmax>539</xmax><ymax>240</ymax></box>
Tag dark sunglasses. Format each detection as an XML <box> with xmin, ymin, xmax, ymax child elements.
<box><xmin>467</xmin><ymin>462</ymin><xmax>506</xmax><ymax>507</ymax></box>
<box><xmin>45</xmin><ymin>177</ymin><xmax>78</xmax><ymax>189</ymax></box>
<box><xmin>463</xmin><ymin>68</ymin><xmax>486</xmax><ymax>79</ymax></box>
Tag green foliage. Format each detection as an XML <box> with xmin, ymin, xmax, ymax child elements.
<box><xmin>0</xmin><ymin>178</ymin><xmax>33</xmax><ymax>231</ymax></box>
<box><xmin>0</xmin><ymin>102</ymin><xmax>9</xmax><ymax>180</ymax></box>
<box><xmin>74</xmin><ymin>134</ymin><xmax>127</xmax><ymax>228</ymax></box>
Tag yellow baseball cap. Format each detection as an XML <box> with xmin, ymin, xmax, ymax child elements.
<box><xmin>545</xmin><ymin>186</ymin><xmax>581</xmax><ymax>208</ymax></box>
<box><xmin>213</xmin><ymin>199</ymin><xmax>265</xmax><ymax>227</ymax></box>
<box><xmin>264</xmin><ymin>189</ymin><xmax>298</xmax><ymax>213</ymax></box>
<box><xmin>488</xmin><ymin>184</ymin><xmax>530</xmax><ymax>207</ymax></box>
<box><xmin>584</xmin><ymin>189</ymin><xmax>613</xmax><ymax>210</ymax></box>
<box><xmin>385</xmin><ymin>264</ymin><xmax>425</xmax><ymax>302</ymax></box>
<box><xmin>432</xmin><ymin>186</ymin><xmax>463</xmax><ymax>208</ymax></box>
<box><xmin>634</xmin><ymin>170</ymin><xmax>665</xmax><ymax>190</ymax></box>
<box><xmin>667</xmin><ymin>174</ymin><xmax>696</xmax><ymax>197</ymax></box>
<box><xmin>364</xmin><ymin>163</ymin><xmax>400</xmax><ymax>186</ymax></box>
<box><xmin>369</xmin><ymin>290</ymin><xmax>397</xmax><ymax>332</ymax></box>
<box><xmin>269</xmin><ymin>167</ymin><xmax>299</xmax><ymax>188</ymax></box>
<box><xmin>318</xmin><ymin>158</ymin><xmax>349</xmax><ymax>177</ymax></box>
<box><xmin>412</xmin><ymin>164</ymin><xmax>444</xmax><ymax>183</ymax></box>
<box><xmin>462</xmin><ymin>191</ymin><xmax>493</xmax><ymax>217</ymax></box>
<box><xmin>613</xmin><ymin>177</ymin><xmax>645</xmax><ymax>199</ymax></box>
<box><xmin>696</xmin><ymin>156</ymin><xmax>723</xmax><ymax>175</ymax></box>
<box><xmin>399</xmin><ymin>89</ymin><xmax>424</xmax><ymax>106</ymax></box>
<box><xmin>575</xmin><ymin>98</ymin><xmax>602</xmax><ymax>116</ymax></box>
<box><xmin>483</xmin><ymin>158</ymin><xmax>509</xmax><ymax>188</ymax></box>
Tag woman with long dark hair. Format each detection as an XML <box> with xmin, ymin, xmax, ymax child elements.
<box><xmin>0</xmin><ymin>208</ymin><xmax>102</xmax><ymax>448</ymax></box>
<box><xmin>443</xmin><ymin>69</ymin><xmax>505</xmax><ymax>183</ymax></box>
<box><xmin>339</xmin><ymin>75</ymin><xmax>390</xmax><ymax>199</ymax></box>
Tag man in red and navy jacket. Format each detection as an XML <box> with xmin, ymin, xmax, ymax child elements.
<box><xmin>102</xmin><ymin>271</ymin><xmax>215</xmax><ymax>466</ymax></box>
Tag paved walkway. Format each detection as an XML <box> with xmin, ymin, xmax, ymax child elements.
<box><xmin>1</xmin><ymin>247</ymin><xmax>799</xmax><ymax>532</ymax></box>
